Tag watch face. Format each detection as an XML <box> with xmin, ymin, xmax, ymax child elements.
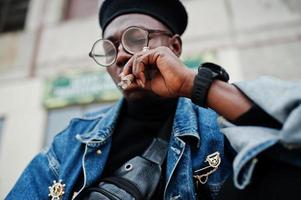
<box><xmin>201</xmin><ymin>62</ymin><xmax>229</xmax><ymax>82</ymax></box>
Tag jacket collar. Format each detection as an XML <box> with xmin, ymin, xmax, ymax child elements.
<box><xmin>77</xmin><ymin>98</ymin><xmax>202</xmax><ymax>148</ymax></box>
<box><xmin>76</xmin><ymin>98</ymin><xmax>124</xmax><ymax>147</ymax></box>
<box><xmin>173</xmin><ymin>98</ymin><xmax>200</xmax><ymax>148</ymax></box>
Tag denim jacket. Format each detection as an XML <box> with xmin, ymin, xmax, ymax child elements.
<box><xmin>6</xmin><ymin>97</ymin><xmax>232</xmax><ymax>200</ymax></box>
<box><xmin>219</xmin><ymin>77</ymin><xmax>301</xmax><ymax>189</ymax></box>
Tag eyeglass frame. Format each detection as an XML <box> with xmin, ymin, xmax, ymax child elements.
<box><xmin>89</xmin><ymin>26</ymin><xmax>174</xmax><ymax>67</ymax></box>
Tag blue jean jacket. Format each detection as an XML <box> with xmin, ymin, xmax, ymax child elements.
<box><xmin>7</xmin><ymin>77</ymin><xmax>301</xmax><ymax>199</ymax></box>
<box><xmin>6</xmin><ymin>98</ymin><xmax>232</xmax><ymax>200</ymax></box>
<box><xmin>219</xmin><ymin>77</ymin><xmax>301</xmax><ymax>189</ymax></box>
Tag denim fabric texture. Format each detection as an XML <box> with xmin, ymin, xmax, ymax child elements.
<box><xmin>219</xmin><ymin>76</ymin><xmax>301</xmax><ymax>189</ymax></box>
<box><xmin>6</xmin><ymin>77</ymin><xmax>301</xmax><ymax>199</ymax></box>
<box><xmin>6</xmin><ymin>98</ymin><xmax>232</xmax><ymax>200</ymax></box>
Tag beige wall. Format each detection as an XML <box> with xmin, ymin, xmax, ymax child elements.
<box><xmin>182</xmin><ymin>0</ymin><xmax>301</xmax><ymax>81</ymax></box>
<box><xmin>0</xmin><ymin>78</ymin><xmax>46</xmax><ymax>199</ymax></box>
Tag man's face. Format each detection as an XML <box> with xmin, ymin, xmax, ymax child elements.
<box><xmin>103</xmin><ymin>14</ymin><xmax>173</xmax><ymax>101</ymax></box>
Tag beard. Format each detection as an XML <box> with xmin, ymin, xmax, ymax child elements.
<box><xmin>123</xmin><ymin>88</ymin><xmax>161</xmax><ymax>102</ymax></box>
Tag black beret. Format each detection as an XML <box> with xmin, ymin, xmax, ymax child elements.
<box><xmin>99</xmin><ymin>0</ymin><xmax>188</xmax><ymax>35</ymax></box>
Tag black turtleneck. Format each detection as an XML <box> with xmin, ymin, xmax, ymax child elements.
<box><xmin>75</xmin><ymin>98</ymin><xmax>177</xmax><ymax>199</ymax></box>
<box><xmin>101</xmin><ymin>97</ymin><xmax>178</xmax><ymax>177</ymax></box>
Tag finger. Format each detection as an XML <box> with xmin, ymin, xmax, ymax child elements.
<box><xmin>122</xmin><ymin>50</ymin><xmax>146</xmax><ymax>75</ymax></box>
<box><xmin>118</xmin><ymin>72</ymin><xmax>126</xmax><ymax>79</ymax></box>
<box><xmin>136</xmin><ymin>79</ymin><xmax>144</xmax><ymax>88</ymax></box>
<box><xmin>122</xmin><ymin>56</ymin><xmax>134</xmax><ymax>76</ymax></box>
<box><xmin>137</xmin><ymin>71</ymin><xmax>146</xmax><ymax>88</ymax></box>
<box><xmin>133</xmin><ymin>50</ymin><xmax>155</xmax><ymax>74</ymax></box>
<box><xmin>132</xmin><ymin>55</ymin><xmax>146</xmax><ymax>77</ymax></box>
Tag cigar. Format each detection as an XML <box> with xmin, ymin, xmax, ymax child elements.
<box><xmin>118</xmin><ymin>74</ymin><xmax>134</xmax><ymax>89</ymax></box>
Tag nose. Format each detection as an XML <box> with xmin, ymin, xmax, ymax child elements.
<box><xmin>115</xmin><ymin>43</ymin><xmax>131</xmax><ymax>68</ymax></box>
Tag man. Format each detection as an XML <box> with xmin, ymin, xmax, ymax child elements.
<box><xmin>6</xmin><ymin>0</ymin><xmax>301</xmax><ymax>199</ymax></box>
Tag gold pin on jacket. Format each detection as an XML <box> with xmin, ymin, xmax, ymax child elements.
<box><xmin>193</xmin><ymin>152</ymin><xmax>221</xmax><ymax>186</ymax></box>
<box><xmin>48</xmin><ymin>179</ymin><xmax>65</xmax><ymax>200</ymax></box>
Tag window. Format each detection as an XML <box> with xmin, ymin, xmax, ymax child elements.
<box><xmin>0</xmin><ymin>0</ymin><xmax>30</xmax><ymax>33</ymax></box>
<box><xmin>64</xmin><ymin>0</ymin><xmax>99</xmax><ymax>21</ymax></box>
<box><xmin>44</xmin><ymin>102</ymin><xmax>113</xmax><ymax>147</ymax></box>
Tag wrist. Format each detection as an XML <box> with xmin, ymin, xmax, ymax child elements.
<box><xmin>190</xmin><ymin>63</ymin><xmax>229</xmax><ymax>107</ymax></box>
<box><xmin>179</xmin><ymin>69</ymin><xmax>197</xmax><ymax>98</ymax></box>
<box><xmin>206</xmin><ymin>80</ymin><xmax>253</xmax><ymax>120</ymax></box>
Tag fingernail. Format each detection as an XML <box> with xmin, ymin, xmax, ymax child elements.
<box><xmin>137</xmin><ymin>80</ymin><xmax>145</xmax><ymax>88</ymax></box>
<box><xmin>137</xmin><ymin>80</ymin><xmax>142</xmax><ymax>87</ymax></box>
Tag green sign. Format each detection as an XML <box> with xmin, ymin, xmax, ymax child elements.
<box><xmin>183</xmin><ymin>51</ymin><xmax>217</xmax><ymax>69</ymax></box>
<box><xmin>44</xmin><ymin>52</ymin><xmax>216</xmax><ymax>109</ymax></box>
<box><xmin>43</xmin><ymin>70</ymin><xmax>121</xmax><ymax>109</ymax></box>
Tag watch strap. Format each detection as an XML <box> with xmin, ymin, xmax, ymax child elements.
<box><xmin>191</xmin><ymin>63</ymin><xmax>229</xmax><ymax>107</ymax></box>
<box><xmin>191</xmin><ymin>67</ymin><xmax>213</xmax><ymax>107</ymax></box>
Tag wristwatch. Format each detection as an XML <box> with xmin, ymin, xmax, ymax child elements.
<box><xmin>191</xmin><ymin>62</ymin><xmax>229</xmax><ymax>107</ymax></box>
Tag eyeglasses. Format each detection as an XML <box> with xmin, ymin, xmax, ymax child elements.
<box><xmin>89</xmin><ymin>26</ymin><xmax>173</xmax><ymax>67</ymax></box>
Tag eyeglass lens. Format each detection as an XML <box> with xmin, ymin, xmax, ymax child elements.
<box><xmin>90</xmin><ymin>39</ymin><xmax>117</xmax><ymax>67</ymax></box>
<box><xmin>90</xmin><ymin>27</ymin><xmax>149</xmax><ymax>67</ymax></box>
<box><xmin>122</xmin><ymin>27</ymin><xmax>148</xmax><ymax>54</ymax></box>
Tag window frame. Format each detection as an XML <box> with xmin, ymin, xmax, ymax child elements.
<box><xmin>0</xmin><ymin>0</ymin><xmax>30</xmax><ymax>33</ymax></box>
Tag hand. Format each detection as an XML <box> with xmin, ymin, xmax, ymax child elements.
<box><xmin>122</xmin><ymin>46</ymin><xmax>196</xmax><ymax>98</ymax></box>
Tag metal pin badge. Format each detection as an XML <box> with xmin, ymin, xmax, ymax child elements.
<box><xmin>193</xmin><ymin>151</ymin><xmax>221</xmax><ymax>185</ymax></box>
<box><xmin>206</xmin><ymin>151</ymin><xmax>221</xmax><ymax>168</ymax></box>
<box><xmin>48</xmin><ymin>179</ymin><xmax>65</xmax><ymax>200</ymax></box>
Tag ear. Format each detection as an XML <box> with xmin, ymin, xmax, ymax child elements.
<box><xmin>168</xmin><ymin>34</ymin><xmax>182</xmax><ymax>57</ymax></box>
